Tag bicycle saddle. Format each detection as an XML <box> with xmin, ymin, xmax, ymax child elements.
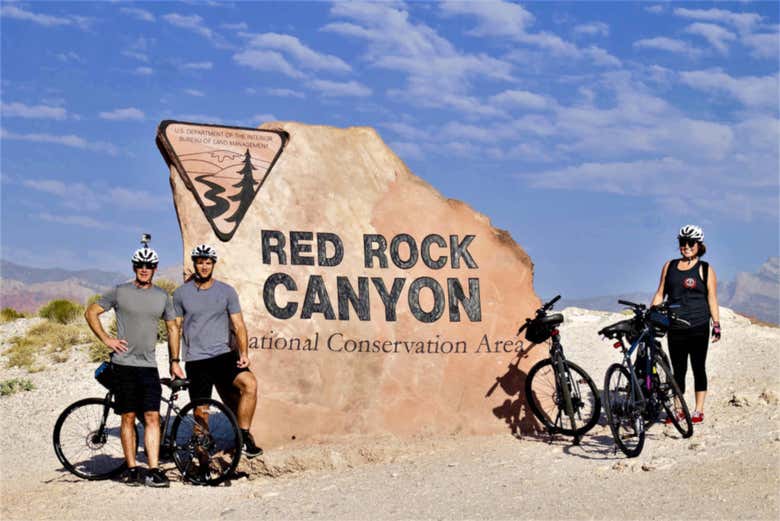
<box><xmin>598</xmin><ymin>319</ymin><xmax>634</xmax><ymax>339</ymax></box>
<box><xmin>160</xmin><ymin>377</ymin><xmax>190</xmax><ymax>391</ymax></box>
<box><xmin>538</xmin><ymin>313</ymin><xmax>564</xmax><ymax>326</ymax></box>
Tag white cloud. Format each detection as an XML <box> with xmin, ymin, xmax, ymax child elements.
<box><xmin>742</xmin><ymin>31</ymin><xmax>780</xmax><ymax>59</ymax></box>
<box><xmin>439</xmin><ymin>1</ymin><xmax>535</xmax><ymax>37</ymax></box>
<box><xmin>180</xmin><ymin>61</ymin><xmax>213</xmax><ymax>70</ymax></box>
<box><xmin>1</xmin><ymin>102</ymin><xmax>68</xmax><ymax>120</ymax></box>
<box><xmin>388</xmin><ymin>141</ymin><xmax>424</xmax><ymax>160</ymax></box>
<box><xmin>134</xmin><ymin>66</ymin><xmax>154</xmax><ymax>76</ymax></box>
<box><xmin>323</xmin><ymin>3</ymin><xmax>513</xmax><ymax>116</ymax></box>
<box><xmin>252</xmin><ymin>113</ymin><xmax>277</xmax><ymax>123</ymax></box>
<box><xmin>490</xmin><ymin>90</ymin><xmax>550</xmax><ymax>111</ymax></box>
<box><xmin>23</xmin><ymin>178</ymin><xmax>168</xmax><ymax>211</ymax></box>
<box><xmin>583</xmin><ymin>46</ymin><xmax>622</xmax><ymax>67</ymax></box>
<box><xmin>266</xmin><ymin>88</ymin><xmax>305</xmax><ymax>99</ymax></box>
<box><xmin>184</xmin><ymin>89</ymin><xmax>205</xmax><ymax>97</ymax></box>
<box><xmin>55</xmin><ymin>51</ymin><xmax>84</xmax><ymax>63</ymax></box>
<box><xmin>163</xmin><ymin>13</ymin><xmax>214</xmax><ymax>39</ymax></box>
<box><xmin>679</xmin><ymin>69</ymin><xmax>779</xmax><ymax>109</ymax></box>
<box><xmin>241</xmin><ymin>32</ymin><xmax>351</xmax><ymax>72</ymax></box>
<box><xmin>645</xmin><ymin>5</ymin><xmax>665</xmax><ymax>14</ymax></box>
<box><xmin>120</xmin><ymin>7</ymin><xmax>155</xmax><ymax>22</ymax></box>
<box><xmin>0</xmin><ymin>4</ymin><xmax>93</xmax><ymax>29</ymax></box>
<box><xmin>36</xmin><ymin>212</ymin><xmax>109</xmax><ymax>230</ymax></box>
<box><xmin>381</xmin><ymin>121</ymin><xmax>430</xmax><ymax>141</ymax></box>
<box><xmin>99</xmin><ymin>107</ymin><xmax>145</xmax><ymax>121</ymax></box>
<box><xmin>233</xmin><ymin>50</ymin><xmax>304</xmax><ymax>78</ymax></box>
<box><xmin>684</xmin><ymin>23</ymin><xmax>736</xmax><ymax>54</ymax></box>
<box><xmin>308</xmin><ymin>79</ymin><xmax>372</xmax><ymax>97</ymax></box>
<box><xmin>634</xmin><ymin>37</ymin><xmax>702</xmax><ymax>57</ymax></box>
<box><xmin>122</xmin><ymin>50</ymin><xmax>149</xmax><ymax>62</ymax></box>
<box><xmin>673</xmin><ymin>7</ymin><xmax>762</xmax><ymax>34</ymax></box>
<box><xmin>1</xmin><ymin>128</ymin><xmax>119</xmax><ymax>155</ymax></box>
<box><xmin>573</xmin><ymin>22</ymin><xmax>609</xmax><ymax>37</ymax></box>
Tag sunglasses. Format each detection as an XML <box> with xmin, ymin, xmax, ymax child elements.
<box><xmin>678</xmin><ymin>239</ymin><xmax>698</xmax><ymax>248</ymax></box>
<box><xmin>133</xmin><ymin>262</ymin><xmax>158</xmax><ymax>270</ymax></box>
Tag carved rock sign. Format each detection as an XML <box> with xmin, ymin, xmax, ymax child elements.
<box><xmin>157</xmin><ymin>121</ymin><xmax>543</xmax><ymax>447</ymax></box>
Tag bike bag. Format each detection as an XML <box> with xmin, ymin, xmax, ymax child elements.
<box><xmin>94</xmin><ymin>361</ymin><xmax>115</xmax><ymax>390</ymax></box>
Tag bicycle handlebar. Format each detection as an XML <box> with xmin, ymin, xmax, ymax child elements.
<box><xmin>618</xmin><ymin>299</ymin><xmax>643</xmax><ymax>308</ymax></box>
<box><xmin>517</xmin><ymin>294</ymin><xmax>562</xmax><ymax>336</ymax></box>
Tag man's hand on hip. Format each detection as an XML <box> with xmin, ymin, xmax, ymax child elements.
<box><xmin>105</xmin><ymin>338</ymin><xmax>128</xmax><ymax>353</ymax></box>
<box><xmin>237</xmin><ymin>354</ymin><xmax>250</xmax><ymax>368</ymax></box>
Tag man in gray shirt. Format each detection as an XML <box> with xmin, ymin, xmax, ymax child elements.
<box><xmin>170</xmin><ymin>244</ymin><xmax>263</xmax><ymax>458</ymax></box>
<box><xmin>85</xmin><ymin>242</ymin><xmax>177</xmax><ymax>488</ymax></box>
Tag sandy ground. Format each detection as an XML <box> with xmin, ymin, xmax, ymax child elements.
<box><xmin>1</xmin><ymin>307</ymin><xmax>778</xmax><ymax>521</ymax></box>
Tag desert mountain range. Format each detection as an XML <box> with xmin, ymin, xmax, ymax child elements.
<box><xmin>1</xmin><ymin>258</ymin><xmax>777</xmax><ymax>324</ymax></box>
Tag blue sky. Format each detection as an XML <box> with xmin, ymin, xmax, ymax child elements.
<box><xmin>1</xmin><ymin>1</ymin><xmax>778</xmax><ymax>299</ymax></box>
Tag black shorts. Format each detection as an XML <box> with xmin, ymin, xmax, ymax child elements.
<box><xmin>185</xmin><ymin>351</ymin><xmax>250</xmax><ymax>401</ymax></box>
<box><xmin>113</xmin><ymin>364</ymin><xmax>161</xmax><ymax>415</ymax></box>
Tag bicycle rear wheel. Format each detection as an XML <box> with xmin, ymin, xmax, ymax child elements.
<box><xmin>171</xmin><ymin>398</ymin><xmax>242</xmax><ymax>486</ymax></box>
<box><xmin>53</xmin><ymin>397</ymin><xmax>131</xmax><ymax>480</ymax></box>
<box><xmin>653</xmin><ymin>355</ymin><xmax>693</xmax><ymax>438</ymax></box>
<box><xmin>525</xmin><ymin>359</ymin><xmax>601</xmax><ymax>437</ymax></box>
<box><xmin>603</xmin><ymin>364</ymin><xmax>645</xmax><ymax>458</ymax></box>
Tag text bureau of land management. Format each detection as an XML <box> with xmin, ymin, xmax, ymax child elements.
<box><xmin>248</xmin><ymin>332</ymin><xmax>524</xmax><ymax>355</ymax></box>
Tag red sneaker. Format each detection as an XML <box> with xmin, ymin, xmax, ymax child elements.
<box><xmin>664</xmin><ymin>411</ymin><xmax>686</xmax><ymax>424</ymax></box>
<box><xmin>691</xmin><ymin>411</ymin><xmax>704</xmax><ymax>424</ymax></box>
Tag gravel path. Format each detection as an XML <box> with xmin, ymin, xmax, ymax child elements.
<box><xmin>1</xmin><ymin>308</ymin><xmax>778</xmax><ymax>520</ymax></box>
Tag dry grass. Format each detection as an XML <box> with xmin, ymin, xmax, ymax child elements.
<box><xmin>0</xmin><ymin>377</ymin><xmax>35</xmax><ymax>396</ymax></box>
<box><xmin>4</xmin><ymin>320</ymin><xmax>92</xmax><ymax>371</ymax></box>
<box><xmin>1</xmin><ymin>308</ymin><xmax>26</xmax><ymax>323</ymax></box>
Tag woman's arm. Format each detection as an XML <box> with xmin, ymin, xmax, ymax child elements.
<box><xmin>651</xmin><ymin>261</ymin><xmax>670</xmax><ymax>306</ymax></box>
<box><xmin>707</xmin><ymin>265</ymin><xmax>721</xmax><ymax>342</ymax></box>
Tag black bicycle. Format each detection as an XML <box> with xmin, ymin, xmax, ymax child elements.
<box><xmin>599</xmin><ymin>300</ymin><xmax>694</xmax><ymax>457</ymax></box>
<box><xmin>53</xmin><ymin>374</ymin><xmax>242</xmax><ymax>485</ymax></box>
<box><xmin>520</xmin><ymin>295</ymin><xmax>601</xmax><ymax>443</ymax></box>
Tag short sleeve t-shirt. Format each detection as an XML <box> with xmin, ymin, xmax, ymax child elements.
<box><xmin>173</xmin><ymin>280</ymin><xmax>241</xmax><ymax>362</ymax></box>
<box><xmin>97</xmin><ymin>283</ymin><xmax>176</xmax><ymax>368</ymax></box>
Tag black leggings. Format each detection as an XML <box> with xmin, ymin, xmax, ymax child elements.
<box><xmin>667</xmin><ymin>324</ymin><xmax>710</xmax><ymax>394</ymax></box>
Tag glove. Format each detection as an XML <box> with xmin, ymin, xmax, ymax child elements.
<box><xmin>711</xmin><ymin>321</ymin><xmax>721</xmax><ymax>341</ymax></box>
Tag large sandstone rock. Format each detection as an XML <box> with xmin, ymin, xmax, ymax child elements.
<box><xmin>158</xmin><ymin>121</ymin><xmax>543</xmax><ymax>447</ymax></box>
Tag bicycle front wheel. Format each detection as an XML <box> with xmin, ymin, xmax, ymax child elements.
<box><xmin>53</xmin><ymin>397</ymin><xmax>130</xmax><ymax>480</ymax></box>
<box><xmin>171</xmin><ymin>398</ymin><xmax>242</xmax><ymax>486</ymax></box>
<box><xmin>525</xmin><ymin>359</ymin><xmax>601</xmax><ymax>437</ymax></box>
<box><xmin>603</xmin><ymin>363</ymin><xmax>645</xmax><ymax>458</ymax></box>
<box><xmin>653</xmin><ymin>355</ymin><xmax>693</xmax><ymax>438</ymax></box>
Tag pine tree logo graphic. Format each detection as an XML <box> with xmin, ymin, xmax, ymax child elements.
<box><xmin>157</xmin><ymin>121</ymin><xmax>288</xmax><ymax>242</ymax></box>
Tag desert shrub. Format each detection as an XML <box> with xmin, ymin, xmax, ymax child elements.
<box><xmin>4</xmin><ymin>336</ymin><xmax>37</xmax><ymax>371</ymax></box>
<box><xmin>86</xmin><ymin>294</ymin><xmax>102</xmax><ymax>307</ymax></box>
<box><xmin>4</xmin><ymin>321</ymin><xmax>91</xmax><ymax>370</ymax></box>
<box><xmin>155</xmin><ymin>278</ymin><xmax>177</xmax><ymax>295</ymax></box>
<box><xmin>38</xmin><ymin>299</ymin><xmax>84</xmax><ymax>324</ymax></box>
<box><xmin>0</xmin><ymin>307</ymin><xmax>26</xmax><ymax>323</ymax></box>
<box><xmin>155</xmin><ymin>278</ymin><xmax>177</xmax><ymax>343</ymax></box>
<box><xmin>87</xmin><ymin>339</ymin><xmax>112</xmax><ymax>362</ymax></box>
<box><xmin>0</xmin><ymin>378</ymin><xmax>35</xmax><ymax>396</ymax></box>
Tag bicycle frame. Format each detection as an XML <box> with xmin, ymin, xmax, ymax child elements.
<box><xmin>614</xmin><ymin>324</ymin><xmax>659</xmax><ymax>414</ymax></box>
<box><xmin>548</xmin><ymin>331</ymin><xmax>578</xmax><ymax>430</ymax></box>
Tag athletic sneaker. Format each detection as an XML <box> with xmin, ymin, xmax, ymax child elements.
<box><xmin>692</xmin><ymin>411</ymin><xmax>704</xmax><ymax>424</ymax></box>
<box><xmin>121</xmin><ymin>466</ymin><xmax>144</xmax><ymax>486</ymax></box>
<box><xmin>145</xmin><ymin>467</ymin><xmax>170</xmax><ymax>488</ymax></box>
<box><xmin>242</xmin><ymin>430</ymin><xmax>263</xmax><ymax>458</ymax></box>
<box><xmin>664</xmin><ymin>411</ymin><xmax>686</xmax><ymax>425</ymax></box>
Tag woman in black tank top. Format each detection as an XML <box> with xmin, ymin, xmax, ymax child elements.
<box><xmin>651</xmin><ymin>225</ymin><xmax>721</xmax><ymax>425</ymax></box>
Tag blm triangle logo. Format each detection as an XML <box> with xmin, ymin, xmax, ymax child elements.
<box><xmin>156</xmin><ymin>120</ymin><xmax>288</xmax><ymax>242</ymax></box>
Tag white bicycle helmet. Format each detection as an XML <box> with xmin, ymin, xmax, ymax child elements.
<box><xmin>678</xmin><ymin>224</ymin><xmax>704</xmax><ymax>242</ymax></box>
<box><xmin>131</xmin><ymin>247</ymin><xmax>159</xmax><ymax>265</ymax></box>
<box><xmin>191</xmin><ymin>244</ymin><xmax>218</xmax><ymax>261</ymax></box>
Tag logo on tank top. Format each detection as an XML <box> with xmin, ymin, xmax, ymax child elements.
<box><xmin>683</xmin><ymin>277</ymin><xmax>696</xmax><ymax>289</ymax></box>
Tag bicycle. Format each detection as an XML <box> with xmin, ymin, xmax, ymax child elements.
<box><xmin>519</xmin><ymin>295</ymin><xmax>601</xmax><ymax>444</ymax></box>
<box><xmin>599</xmin><ymin>300</ymin><xmax>694</xmax><ymax>458</ymax></box>
<box><xmin>53</xmin><ymin>374</ymin><xmax>242</xmax><ymax>486</ymax></box>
